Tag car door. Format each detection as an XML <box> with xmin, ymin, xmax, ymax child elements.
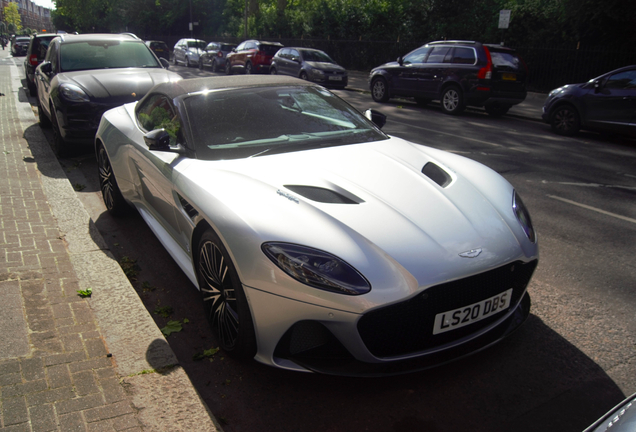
<box><xmin>584</xmin><ymin>68</ymin><xmax>636</xmax><ymax>135</ymax></box>
<box><xmin>288</xmin><ymin>49</ymin><xmax>302</xmax><ymax>77</ymax></box>
<box><xmin>392</xmin><ymin>46</ymin><xmax>431</xmax><ymax>97</ymax></box>
<box><xmin>275</xmin><ymin>48</ymin><xmax>290</xmax><ymax>75</ymax></box>
<box><xmin>36</xmin><ymin>40</ymin><xmax>59</xmax><ymax>118</ymax></box>
<box><xmin>242</xmin><ymin>41</ymin><xmax>257</xmax><ymax>68</ymax></box>
<box><xmin>418</xmin><ymin>46</ymin><xmax>451</xmax><ymax>97</ymax></box>
<box><xmin>131</xmin><ymin>94</ymin><xmax>186</xmax><ymax>240</ymax></box>
<box><xmin>228</xmin><ymin>41</ymin><xmax>245</xmax><ymax>70</ymax></box>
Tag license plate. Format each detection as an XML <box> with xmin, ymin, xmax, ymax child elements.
<box><xmin>502</xmin><ymin>73</ymin><xmax>516</xmax><ymax>81</ymax></box>
<box><xmin>329</xmin><ymin>76</ymin><xmax>342</xmax><ymax>81</ymax></box>
<box><xmin>432</xmin><ymin>289</ymin><xmax>513</xmax><ymax>335</ymax></box>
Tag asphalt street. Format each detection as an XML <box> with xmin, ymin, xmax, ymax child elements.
<box><xmin>5</xmin><ymin>56</ymin><xmax>636</xmax><ymax>432</ymax></box>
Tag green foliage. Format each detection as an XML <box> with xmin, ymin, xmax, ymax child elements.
<box><xmin>119</xmin><ymin>256</ymin><xmax>140</xmax><ymax>281</ymax></box>
<box><xmin>161</xmin><ymin>320</ymin><xmax>183</xmax><ymax>336</ymax></box>
<box><xmin>153</xmin><ymin>305</ymin><xmax>174</xmax><ymax>318</ymax></box>
<box><xmin>77</xmin><ymin>287</ymin><xmax>93</xmax><ymax>297</ymax></box>
<box><xmin>3</xmin><ymin>3</ymin><xmax>22</xmax><ymax>32</ymax></box>
<box><xmin>192</xmin><ymin>347</ymin><xmax>220</xmax><ymax>361</ymax></box>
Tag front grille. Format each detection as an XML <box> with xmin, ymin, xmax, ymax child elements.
<box><xmin>357</xmin><ymin>260</ymin><xmax>537</xmax><ymax>358</ymax></box>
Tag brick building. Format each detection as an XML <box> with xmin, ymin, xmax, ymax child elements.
<box><xmin>1</xmin><ymin>0</ymin><xmax>53</xmax><ymax>33</ymax></box>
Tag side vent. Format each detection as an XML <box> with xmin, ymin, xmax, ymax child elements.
<box><xmin>422</xmin><ymin>162</ymin><xmax>452</xmax><ymax>188</ymax></box>
<box><xmin>177</xmin><ymin>194</ymin><xmax>199</xmax><ymax>220</ymax></box>
<box><xmin>284</xmin><ymin>185</ymin><xmax>360</xmax><ymax>204</ymax></box>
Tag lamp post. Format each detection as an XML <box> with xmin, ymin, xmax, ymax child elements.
<box><xmin>189</xmin><ymin>0</ymin><xmax>193</xmax><ymax>38</ymax></box>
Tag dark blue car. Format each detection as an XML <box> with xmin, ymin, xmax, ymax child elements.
<box><xmin>542</xmin><ymin>65</ymin><xmax>636</xmax><ymax>137</ymax></box>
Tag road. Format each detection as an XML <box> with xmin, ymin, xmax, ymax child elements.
<box><xmin>18</xmin><ymin>60</ymin><xmax>636</xmax><ymax>432</ymax></box>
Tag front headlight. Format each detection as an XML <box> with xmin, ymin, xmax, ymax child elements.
<box><xmin>262</xmin><ymin>243</ymin><xmax>371</xmax><ymax>295</ymax></box>
<box><xmin>59</xmin><ymin>83</ymin><xmax>90</xmax><ymax>102</ymax></box>
<box><xmin>513</xmin><ymin>191</ymin><xmax>536</xmax><ymax>243</ymax></box>
<box><xmin>311</xmin><ymin>68</ymin><xmax>325</xmax><ymax>78</ymax></box>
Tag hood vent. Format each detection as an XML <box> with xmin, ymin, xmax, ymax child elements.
<box><xmin>422</xmin><ymin>162</ymin><xmax>452</xmax><ymax>188</ymax></box>
<box><xmin>284</xmin><ymin>185</ymin><xmax>360</xmax><ymax>204</ymax></box>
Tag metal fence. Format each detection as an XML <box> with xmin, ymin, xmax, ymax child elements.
<box><xmin>146</xmin><ymin>34</ymin><xmax>636</xmax><ymax>93</ymax></box>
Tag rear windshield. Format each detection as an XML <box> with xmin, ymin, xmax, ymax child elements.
<box><xmin>185</xmin><ymin>86</ymin><xmax>386</xmax><ymax>160</ymax></box>
<box><xmin>489</xmin><ymin>51</ymin><xmax>523</xmax><ymax>71</ymax></box>
<box><xmin>221</xmin><ymin>44</ymin><xmax>236</xmax><ymax>51</ymax></box>
<box><xmin>33</xmin><ymin>38</ymin><xmax>54</xmax><ymax>59</ymax></box>
<box><xmin>258</xmin><ymin>44</ymin><xmax>282</xmax><ymax>56</ymax></box>
<box><xmin>150</xmin><ymin>42</ymin><xmax>168</xmax><ymax>50</ymax></box>
<box><xmin>60</xmin><ymin>41</ymin><xmax>160</xmax><ymax>72</ymax></box>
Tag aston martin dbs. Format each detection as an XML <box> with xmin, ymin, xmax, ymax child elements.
<box><xmin>95</xmin><ymin>75</ymin><xmax>539</xmax><ymax>375</ymax></box>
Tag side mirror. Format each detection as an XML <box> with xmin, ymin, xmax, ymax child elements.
<box><xmin>144</xmin><ymin>129</ymin><xmax>171</xmax><ymax>150</ymax></box>
<box><xmin>144</xmin><ymin>129</ymin><xmax>187</xmax><ymax>154</ymax></box>
<box><xmin>232</xmin><ymin>48</ymin><xmax>237</xmax><ymax>53</ymax></box>
<box><xmin>291</xmin><ymin>56</ymin><xmax>299</xmax><ymax>63</ymax></box>
<box><xmin>160</xmin><ymin>58</ymin><xmax>170</xmax><ymax>69</ymax></box>
<box><xmin>39</xmin><ymin>61</ymin><xmax>52</xmax><ymax>74</ymax></box>
<box><xmin>593</xmin><ymin>80</ymin><xmax>601</xmax><ymax>92</ymax></box>
<box><xmin>364</xmin><ymin>109</ymin><xmax>387</xmax><ymax>129</ymax></box>
<box><xmin>397</xmin><ymin>56</ymin><xmax>403</xmax><ymax>66</ymax></box>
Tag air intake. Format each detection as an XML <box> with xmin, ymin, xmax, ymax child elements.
<box><xmin>422</xmin><ymin>163</ymin><xmax>452</xmax><ymax>188</ymax></box>
<box><xmin>284</xmin><ymin>185</ymin><xmax>360</xmax><ymax>204</ymax></box>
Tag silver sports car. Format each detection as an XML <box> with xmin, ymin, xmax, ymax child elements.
<box><xmin>95</xmin><ymin>76</ymin><xmax>538</xmax><ymax>375</ymax></box>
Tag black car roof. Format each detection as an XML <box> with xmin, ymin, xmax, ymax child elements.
<box><xmin>148</xmin><ymin>75</ymin><xmax>315</xmax><ymax>100</ymax></box>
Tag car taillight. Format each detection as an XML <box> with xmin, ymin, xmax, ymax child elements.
<box><xmin>29</xmin><ymin>55</ymin><xmax>38</xmax><ymax>66</ymax></box>
<box><xmin>478</xmin><ymin>46</ymin><xmax>493</xmax><ymax>79</ymax></box>
<box><xmin>217</xmin><ymin>51</ymin><xmax>223</xmax><ymax>58</ymax></box>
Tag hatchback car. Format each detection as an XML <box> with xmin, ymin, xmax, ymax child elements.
<box><xmin>172</xmin><ymin>38</ymin><xmax>206</xmax><ymax>67</ymax></box>
<box><xmin>369</xmin><ymin>41</ymin><xmax>528</xmax><ymax>116</ymax></box>
<box><xmin>12</xmin><ymin>36</ymin><xmax>31</xmax><ymax>56</ymax></box>
<box><xmin>198</xmin><ymin>42</ymin><xmax>236</xmax><ymax>72</ymax></box>
<box><xmin>95</xmin><ymin>75</ymin><xmax>538</xmax><ymax>375</ymax></box>
<box><xmin>35</xmin><ymin>33</ymin><xmax>181</xmax><ymax>156</ymax></box>
<box><xmin>542</xmin><ymin>65</ymin><xmax>636</xmax><ymax>137</ymax></box>
<box><xmin>270</xmin><ymin>47</ymin><xmax>348</xmax><ymax>88</ymax></box>
<box><xmin>24</xmin><ymin>33</ymin><xmax>58</xmax><ymax>96</ymax></box>
<box><xmin>145</xmin><ymin>40</ymin><xmax>170</xmax><ymax>61</ymax></box>
<box><xmin>225</xmin><ymin>40</ymin><xmax>283</xmax><ymax>75</ymax></box>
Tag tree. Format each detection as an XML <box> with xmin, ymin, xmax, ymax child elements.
<box><xmin>3</xmin><ymin>3</ymin><xmax>22</xmax><ymax>33</ymax></box>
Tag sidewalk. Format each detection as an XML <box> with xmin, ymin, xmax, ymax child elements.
<box><xmin>345</xmin><ymin>70</ymin><xmax>547</xmax><ymax>121</ymax></box>
<box><xmin>0</xmin><ymin>52</ymin><xmax>221</xmax><ymax>430</ymax></box>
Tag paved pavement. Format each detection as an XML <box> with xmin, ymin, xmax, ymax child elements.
<box><xmin>0</xmin><ymin>51</ymin><xmax>221</xmax><ymax>430</ymax></box>
<box><xmin>345</xmin><ymin>70</ymin><xmax>547</xmax><ymax>121</ymax></box>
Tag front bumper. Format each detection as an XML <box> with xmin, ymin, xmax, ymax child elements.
<box><xmin>246</xmin><ymin>259</ymin><xmax>537</xmax><ymax>376</ymax></box>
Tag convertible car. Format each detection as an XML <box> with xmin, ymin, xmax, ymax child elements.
<box><xmin>96</xmin><ymin>76</ymin><xmax>539</xmax><ymax>375</ymax></box>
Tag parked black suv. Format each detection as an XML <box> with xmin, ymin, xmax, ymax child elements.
<box><xmin>369</xmin><ymin>41</ymin><xmax>528</xmax><ymax>116</ymax></box>
<box><xmin>24</xmin><ymin>33</ymin><xmax>59</xmax><ymax>96</ymax></box>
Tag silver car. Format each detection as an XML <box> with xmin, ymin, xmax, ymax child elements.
<box><xmin>95</xmin><ymin>75</ymin><xmax>539</xmax><ymax>375</ymax></box>
<box><xmin>172</xmin><ymin>38</ymin><xmax>206</xmax><ymax>67</ymax></box>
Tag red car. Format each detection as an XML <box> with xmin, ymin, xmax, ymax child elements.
<box><xmin>225</xmin><ymin>40</ymin><xmax>283</xmax><ymax>75</ymax></box>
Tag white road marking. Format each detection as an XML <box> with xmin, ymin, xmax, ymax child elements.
<box><xmin>547</xmin><ymin>195</ymin><xmax>636</xmax><ymax>224</ymax></box>
<box><xmin>541</xmin><ymin>180</ymin><xmax>636</xmax><ymax>191</ymax></box>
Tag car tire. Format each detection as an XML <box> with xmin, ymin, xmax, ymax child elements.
<box><xmin>245</xmin><ymin>62</ymin><xmax>253</xmax><ymax>75</ymax></box>
<box><xmin>485</xmin><ymin>104</ymin><xmax>511</xmax><ymax>117</ymax></box>
<box><xmin>37</xmin><ymin>102</ymin><xmax>51</xmax><ymax>128</ymax></box>
<box><xmin>212</xmin><ymin>60</ymin><xmax>218</xmax><ymax>73</ymax></box>
<box><xmin>185</xmin><ymin>57</ymin><xmax>190</xmax><ymax>68</ymax></box>
<box><xmin>225</xmin><ymin>62</ymin><xmax>232</xmax><ymax>75</ymax></box>
<box><xmin>415</xmin><ymin>97</ymin><xmax>430</xmax><ymax>106</ymax></box>
<box><xmin>551</xmin><ymin>104</ymin><xmax>580</xmax><ymax>136</ymax></box>
<box><xmin>440</xmin><ymin>85</ymin><xmax>465</xmax><ymax>115</ymax></box>
<box><xmin>97</xmin><ymin>144</ymin><xmax>127</xmax><ymax>216</ymax></box>
<box><xmin>49</xmin><ymin>104</ymin><xmax>68</xmax><ymax>157</ymax></box>
<box><xmin>270</xmin><ymin>67</ymin><xmax>277</xmax><ymax>75</ymax></box>
<box><xmin>299</xmin><ymin>71</ymin><xmax>308</xmax><ymax>80</ymax></box>
<box><xmin>196</xmin><ymin>229</ymin><xmax>257</xmax><ymax>360</ymax></box>
<box><xmin>371</xmin><ymin>77</ymin><xmax>390</xmax><ymax>103</ymax></box>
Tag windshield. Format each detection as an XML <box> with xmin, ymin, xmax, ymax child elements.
<box><xmin>187</xmin><ymin>41</ymin><xmax>206</xmax><ymax>49</ymax></box>
<box><xmin>185</xmin><ymin>86</ymin><xmax>387</xmax><ymax>160</ymax></box>
<box><xmin>301</xmin><ymin>50</ymin><xmax>334</xmax><ymax>63</ymax></box>
<box><xmin>60</xmin><ymin>41</ymin><xmax>160</xmax><ymax>72</ymax></box>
